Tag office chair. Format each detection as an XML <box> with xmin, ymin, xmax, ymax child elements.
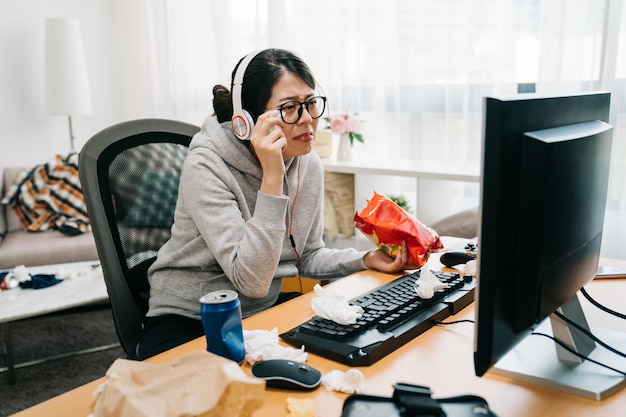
<box><xmin>79</xmin><ymin>119</ymin><xmax>199</xmax><ymax>359</ymax></box>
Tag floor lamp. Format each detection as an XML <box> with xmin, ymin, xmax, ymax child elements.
<box><xmin>44</xmin><ymin>17</ymin><xmax>92</xmax><ymax>152</ymax></box>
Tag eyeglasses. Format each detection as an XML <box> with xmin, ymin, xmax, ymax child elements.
<box><xmin>275</xmin><ymin>96</ymin><xmax>327</xmax><ymax>124</ymax></box>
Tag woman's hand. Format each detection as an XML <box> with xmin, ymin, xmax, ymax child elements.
<box><xmin>250</xmin><ymin>110</ymin><xmax>287</xmax><ymax>195</ymax></box>
<box><xmin>363</xmin><ymin>241</ymin><xmax>420</xmax><ymax>273</ymax></box>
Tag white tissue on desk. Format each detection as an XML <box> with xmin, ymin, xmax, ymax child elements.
<box><xmin>321</xmin><ymin>369</ymin><xmax>365</xmax><ymax>394</ymax></box>
<box><xmin>414</xmin><ymin>267</ymin><xmax>447</xmax><ymax>299</ymax></box>
<box><xmin>464</xmin><ymin>259</ymin><xmax>477</xmax><ymax>277</ymax></box>
<box><xmin>243</xmin><ymin>327</ymin><xmax>307</xmax><ymax>365</ymax></box>
<box><xmin>310</xmin><ymin>284</ymin><xmax>364</xmax><ymax>325</ymax></box>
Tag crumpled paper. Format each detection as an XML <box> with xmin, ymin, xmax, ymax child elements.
<box><xmin>91</xmin><ymin>350</ymin><xmax>265</xmax><ymax>417</ymax></box>
<box><xmin>310</xmin><ymin>284</ymin><xmax>363</xmax><ymax>325</ymax></box>
<box><xmin>321</xmin><ymin>369</ymin><xmax>365</xmax><ymax>393</ymax></box>
<box><xmin>243</xmin><ymin>327</ymin><xmax>307</xmax><ymax>365</ymax></box>
<box><xmin>286</xmin><ymin>397</ymin><xmax>315</xmax><ymax>417</ymax></box>
<box><xmin>413</xmin><ymin>267</ymin><xmax>447</xmax><ymax>299</ymax></box>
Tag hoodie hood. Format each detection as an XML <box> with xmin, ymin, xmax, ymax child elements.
<box><xmin>190</xmin><ymin>115</ymin><xmax>262</xmax><ymax>179</ymax></box>
<box><xmin>192</xmin><ymin>115</ymin><xmax>296</xmax><ymax>180</ymax></box>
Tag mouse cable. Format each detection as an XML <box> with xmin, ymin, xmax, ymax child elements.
<box><xmin>580</xmin><ymin>287</ymin><xmax>626</xmax><ymax>320</ymax></box>
<box><xmin>531</xmin><ymin>332</ymin><xmax>626</xmax><ymax>377</ymax></box>
<box><xmin>553</xmin><ymin>310</ymin><xmax>625</xmax><ymax>359</ymax></box>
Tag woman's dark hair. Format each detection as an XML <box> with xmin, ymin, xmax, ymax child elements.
<box><xmin>212</xmin><ymin>49</ymin><xmax>317</xmax><ymax>123</ymax></box>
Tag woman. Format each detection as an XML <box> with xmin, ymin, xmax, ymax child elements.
<box><xmin>137</xmin><ymin>48</ymin><xmax>411</xmax><ymax>360</ymax></box>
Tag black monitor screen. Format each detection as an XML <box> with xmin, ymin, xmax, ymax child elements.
<box><xmin>474</xmin><ymin>91</ymin><xmax>626</xmax><ymax>400</ymax></box>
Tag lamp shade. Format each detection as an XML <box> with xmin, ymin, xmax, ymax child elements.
<box><xmin>45</xmin><ymin>18</ymin><xmax>92</xmax><ymax>115</ymax></box>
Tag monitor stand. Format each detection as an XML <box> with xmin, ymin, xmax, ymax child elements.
<box><xmin>490</xmin><ymin>295</ymin><xmax>626</xmax><ymax>401</ymax></box>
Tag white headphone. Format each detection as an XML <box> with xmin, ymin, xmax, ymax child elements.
<box><xmin>231</xmin><ymin>50</ymin><xmax>264</xmax><ymax>140</ymax></box>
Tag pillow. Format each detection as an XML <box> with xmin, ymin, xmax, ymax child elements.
<box><xmin>121</xmin><ymin>170</ymin><xmax>180</xmax><ymax>228</ymax></box>
<box><xmin>430</xmin><ymin>206</ymin><xmax>479</xmax><ymax>239</ymax></box>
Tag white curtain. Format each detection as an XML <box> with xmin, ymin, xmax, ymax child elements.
<box><xmin>114</xmin><ymin>0</ymin><xmax>626</xmax><ymax>258</ymax></box>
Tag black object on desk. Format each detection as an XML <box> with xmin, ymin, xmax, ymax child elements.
<box><xmin>341</xmin><ymin>383</ymin><xmax>498</xmax><ymax>417</ymax></box>
<box><xmin>251</xmin><ymin>359</ymin><xmax>322</xmax><ymax>391</ymax></box>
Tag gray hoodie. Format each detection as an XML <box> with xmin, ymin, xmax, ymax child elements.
<box><xmin>147</xmin><ymin>116</ymin><xmax>367</xmax><ymax>319</ymax></box>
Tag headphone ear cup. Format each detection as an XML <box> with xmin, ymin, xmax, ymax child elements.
<box><xmin>231</xmin><ymin>109</ymin><xmax>255</xmax><ymax>140</ymax></box>
<box><xmin>231</xmin><ymin>50</ymin><xmax>263</xmax><ymax>141</ymax></box>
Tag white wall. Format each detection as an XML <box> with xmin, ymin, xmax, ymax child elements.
<box><xmin>0</xmin><ymin>0</ymin><xmax>124</xmax><ymax>167</ymax></box>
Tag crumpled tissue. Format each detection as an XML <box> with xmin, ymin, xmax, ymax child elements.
<box><xmin>321</xmin><ymin>369</ymin><xmax>365</xmax><ymax>393</ymax></box>
<box><xmin>413</xmin><ymin>267</ymin><xmax>447</xmax><ymax>299</ymax></box>
<box><xmin>464</xmin><ymin>259</ymin><xmax>477</xmax><ymax>277</ymax></box>
<box><xmin>310</xmin><ymin>284</ymin><xmax>363</xmax><ymax>325</ymax></box>
<box><xmin>243</xmin><ymin>327</ymin><xmax>307</xmax><ymax>365</ymax></box>
<box><xmin>12</xmin><ymin>265</ymin><xmax>30</xmax><ymax>282</ymax></box>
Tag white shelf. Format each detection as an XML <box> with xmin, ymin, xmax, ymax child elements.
<box><xmin>321</xmin><ymin>157</ymin><xmax>480</xmax><ymax>183</ymax></box>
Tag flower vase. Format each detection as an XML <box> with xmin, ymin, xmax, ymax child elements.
<box><xmin>337</xmin><ymin>133</ymin><xmax>352</xmax><ymax>161</ymax></box>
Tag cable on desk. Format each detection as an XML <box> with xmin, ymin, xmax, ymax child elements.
<box><xmin>434</xmin><ymin>319</ymin><xmax>475</xmax><ymax>325</ymax></box>
<box><xmin>580</xmin><ymin>287</ymin><xmax>626</xmax><ymax>320</ymax></box>
<box><xmin>554</xmin><ymin>310</ymin><xmax>625</xmax><ymax>358</ymax></box>
<box><xmin>531</xmin><ymin>332</ymin><xmax>626</xmax><ymax>377</ymax></box>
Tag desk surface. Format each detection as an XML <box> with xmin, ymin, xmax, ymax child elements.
<box><xmin>11</xmin><ymin>257</ymin><xmax>626</xmax><ymax>417</ymax></box>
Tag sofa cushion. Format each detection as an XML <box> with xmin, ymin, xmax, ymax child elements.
<box><xmin>0</xmin><ymin>229</ymin><xmax>98</xmax><ymax>269</ymax></box>
<box><xmin>430</xmin><ymin>206</ymin><xmax>479</xmax><ymax>239</ymax></box>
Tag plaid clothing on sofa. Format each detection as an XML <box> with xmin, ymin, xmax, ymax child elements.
<box><xmin>1</xmin><ymin>153</ymin><xmax>90</xmax><ymax>235</ymax></box>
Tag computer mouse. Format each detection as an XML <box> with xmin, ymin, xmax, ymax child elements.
<box><xmin>251</xmin><ymin>359</ymin><xmax>322</xmax><ymax>391</ymax></box>
<box><xmin>440</xmin><ymin>251</ymin><xmax>476</xmax><ymax>268</ymax></box>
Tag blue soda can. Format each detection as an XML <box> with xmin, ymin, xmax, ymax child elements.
<box><xmin>199</xmin><ymin>289</ymin><xmax>245</xmax><ymax>363</ymax></box>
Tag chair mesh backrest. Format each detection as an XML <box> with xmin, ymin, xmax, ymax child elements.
<box><xmin>104</xmin><ymin>139</ymin><xmax>188</xmax><ymax>311</ymax></box>
<box><xmin>81</xmin><ymin>120</ymin><xmax>197</xmax><ymax>358</ymax></box>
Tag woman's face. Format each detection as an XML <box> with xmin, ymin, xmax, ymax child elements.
<box><xmin>265</xmin><ymin>72</ymin><xmax>319</xmax><ymax>159</ymax></box>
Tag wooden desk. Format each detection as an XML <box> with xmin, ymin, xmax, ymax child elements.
<box><xmin>11</xmin><ymin>259</ymin><xmax>626</xmax><ymax>417</ymax></box>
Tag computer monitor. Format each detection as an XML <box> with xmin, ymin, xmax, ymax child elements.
<box><xmin>474</xmin><ymin>91</ymin><xmax>626</xmax><ymax>400</ymax></box>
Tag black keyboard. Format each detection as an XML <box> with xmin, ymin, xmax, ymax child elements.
<box><xmin>279</xmin><ymin>270</ymin><xmax>475</xmax><ymax>366</ymax></box>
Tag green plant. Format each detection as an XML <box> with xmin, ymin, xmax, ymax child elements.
<box><xmin>388</xmin><ymin>194</ymin><xmax>411</xmax><ymax>213</ymax></box>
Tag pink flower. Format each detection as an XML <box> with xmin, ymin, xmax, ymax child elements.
<box><xmin>329</xmin><ymin>112</ymin><xmax>364</xmax><ymax>145</ymax></box>
<box><xmin>345</xmin><ymin>116</ymin><xmax>361</xmax><ymax>133</ymax></box>
<box><xmin>330</xmin><ymin>116</ymin><xmax>348</xmax><ymax>134</ymax></box>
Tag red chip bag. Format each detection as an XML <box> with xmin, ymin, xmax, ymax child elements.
<box><xmin>354</xmin><ymin>192</ymin><xmax>444</xmax><ymax>268</ymax></box>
